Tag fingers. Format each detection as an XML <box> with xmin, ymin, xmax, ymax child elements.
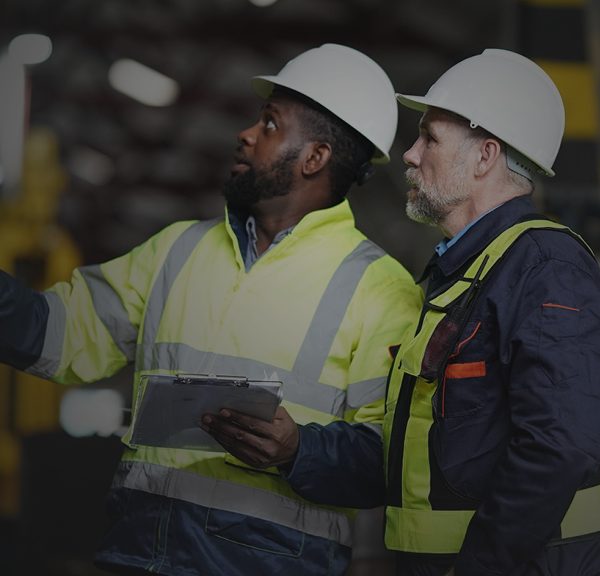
<box><xmin>200</xmin><ymin>408</ymin><xmax>299</xmax><ymax>469</ymax></box>
<box><xmin>201</xmin><ymin>413</ymin><xmax>275</xmax><ymax>468</ymax></box>
<box><xmin>214</xmin><ymin>436</ymin><xmax>271</xmax><ymax>469</ymax></box>
<box><xmin>215</xmin><ymin>409</ymin><xmax>273</xmax><ymax>437</ymax></box>
<box><xmin>201</xmin><ymin>412</ymin><xmax>275</xmax><ymax>454</ymax></box>
<box><xmin>201</xmin><ymin>414</ymin><xmax>255</xmax><ymax>444</ymax></box>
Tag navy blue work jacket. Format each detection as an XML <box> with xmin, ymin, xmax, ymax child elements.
<box><xmin>288</xmin><ymin>195</ymin><xmax>600</xmax><ymax>576</ymax></box>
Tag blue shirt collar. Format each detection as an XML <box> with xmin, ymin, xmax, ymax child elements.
<box><xmin>244</xmin><ymin>215</ymin><xmax>293</xmax><ymax>270</ymax></box>
<box><xmin>434</xmin><ymin>206</ymin><xmax>498</xmax><ymax>257</ymax></box>
<box><xmin>226</xmin><ymin>208</ymin><xmax>294</xmax><ymax>271</ymax></box>
<box><xmin>430</xmin><ymin>195</ymin><xmax>540</xmax><ymax>278</ymax></box>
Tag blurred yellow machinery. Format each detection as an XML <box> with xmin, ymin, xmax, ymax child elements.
<box><xmin>0</xmin><ymin>126</ymin><xmax>81</xmax><ymax>517</ymax></box>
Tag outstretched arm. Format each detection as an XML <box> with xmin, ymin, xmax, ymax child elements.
<box><xmin>0</xmin><ymin>270</ymin><xmax>49</xmax><ymax>369</ymax></box>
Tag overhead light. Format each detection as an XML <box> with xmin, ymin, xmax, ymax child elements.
<box><xmin>108</xmin><ymin>58</ymin><xmax>179</xmax><ymax>107</ymax></box>
<box><xmin>0</xmin><ymin>34</ymin><xmax>52</xmax><ymax>199</ymax></box>
<box><xmin>8</xmin><ymin>33</ymin><xmax>53</xmax><ymax>65</ymax></box>
<box><xmin>0</xmin><ymin>54</ymin><xmax>26</xmax><ymax>198</ymax></box>
<box><xmin>68</xmin><ymin>146</ymin><xmax>115</xmax><ymax>186</ymax></box>
<box><xmin>248</xmin><ymin>0</ymin><xmax>279</xmax><ymax>5</ymax></box>
<box><xmin>60</xmin><ymin>388</ymin><xmax>125</xmax><ymax>438</ymax></box>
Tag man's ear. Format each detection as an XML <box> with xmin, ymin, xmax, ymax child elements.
<box><xmin>475</xmin><ymin>138</ymin><xmax>503</xmax><ymax>177</ymax></box>
<box><xmin>301</xmin><ymin>142</ymin><xmax>332</xmax><ymax>177</ymax></box>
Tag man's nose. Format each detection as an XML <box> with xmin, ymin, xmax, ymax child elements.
<box><xmin>402</xmin><ymin>139</ymin><xmax>421</xmax><ymax>167</ymax></box>
<box><xmin>237</xmin><ymin>122</ymin><xmax>259</xmax><ymax>147</ymax></box>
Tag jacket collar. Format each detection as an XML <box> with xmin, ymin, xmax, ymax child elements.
<box><xmin>226</xmin><ymin>198</ymin><xmax>354</xmax><ymax>243</ymax></box>
<box><xmin>419</xmin><ymin>195</ymin><xmax>540</xmax><ymax>282</ymax></box>
<box><xmin>225</xmin><ymin>199</ymin><xmax>355</xmax><ymax>267</ymax></box>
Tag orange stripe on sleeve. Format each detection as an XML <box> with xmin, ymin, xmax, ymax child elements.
<box><xmin>542</xmin><ymin>303</ymin><xmax>580</xmax><ymax>312</ymax></box>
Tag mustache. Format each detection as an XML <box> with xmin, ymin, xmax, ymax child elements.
<box><xmin>234</xmin><ymin>155</ymin><xmax>250</xmax><ymax>167</ymax></box>
<box><xmin>233</xmin><ymin>144</ymin><xmax>252</xmax><ymax>167</ymax></box>
<box><xmin>405</xmin><ymin>167</ymin><xmax>421</xmax><ymax>188</ymax></box>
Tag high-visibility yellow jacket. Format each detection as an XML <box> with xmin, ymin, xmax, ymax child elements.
<box><xmin>28</xmin><ymin>200</ymin><xmax>422</xmax><ymax>576</ymax></box>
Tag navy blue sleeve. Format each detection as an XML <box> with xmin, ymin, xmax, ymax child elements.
<box><xmin>455</xmin><ymin>253</ymin><xmax>600</xmax><ymax>576</ymax></box>
<box><xmin>283</xmin><ymin>421</ymin><xmax>385</xmax><ymax>508</ymax></box>
<box><xmin>0</xmin><ymin>270</ymin><xmax>49</xmax><ymax>370</ymax></box>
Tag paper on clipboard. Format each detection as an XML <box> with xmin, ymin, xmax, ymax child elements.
<box><xmin>129</xmin><ymin>374</ymin><xmax>283</xmax><ymax>451</ymax></box>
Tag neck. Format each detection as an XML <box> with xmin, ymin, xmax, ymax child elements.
<box><xmin>249</xmin><ymin>187</ymin><xmax>338</xmax><ymax>254</ymax></box>
<box><xmin>441</xmin><ymin>182</ymin><xmax>525</xmax><ymax>239</ymax></box>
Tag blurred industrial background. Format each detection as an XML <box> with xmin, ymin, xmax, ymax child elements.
<box><xmin>1</xmin><ymin>0</ymin><xmax>599</xmax><ymax>574</ymax></box>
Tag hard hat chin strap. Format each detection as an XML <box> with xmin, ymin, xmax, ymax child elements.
<box><xmin>356</xmin><ymin>162</ymin><xmax>376</xmax><ymax>186</ymax></box>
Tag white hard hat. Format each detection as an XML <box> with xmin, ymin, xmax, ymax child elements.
<box><xmin>396</xmin><ymin>49</ymin><xmax>565</xmax><ymax>176</ymax></box>
<box><xmin>252</xmin><ymin>43</ymin><xmax>398</xmax><ymax>164</ymax></box>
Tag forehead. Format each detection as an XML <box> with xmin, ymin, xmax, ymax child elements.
<box><xmin>264</xmin><ymin>92</ymin><xmax>306</xmax><ymax>117</ymax></box>
<box><xmin>420</xmin><ymin>107</ymin><xmax>468</xmax><ymax>132</ymax></box>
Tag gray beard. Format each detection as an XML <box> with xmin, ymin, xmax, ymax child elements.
<box><xmin>406</xmin><ymin>192</ymin><xmax>446</xmax><ymax>226</ymax></box>
<box><xmin>404</xmin><ymin>167</ymin><xmax>469</xmax><ymax>226</ymax></box>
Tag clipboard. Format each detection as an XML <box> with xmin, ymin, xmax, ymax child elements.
<box><xmin>129</xmin><ymin>373</ymin><xmax>283</xmax><ymax>451</ymax></box>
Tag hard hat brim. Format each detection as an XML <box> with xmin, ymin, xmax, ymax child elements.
<box><xmin>395</xmin><ymin>93</ymin><xmax>429</xmax><ymax>113</ymax></box>
<box><xmin>394</xmin><ymin>93</ymin><xmax>555</xmax><ymax>177</ymax></box>
<box><xmin>252</xmin><ymin>76</ymin><xmax>277</xmax><ymax>99</ymax></box>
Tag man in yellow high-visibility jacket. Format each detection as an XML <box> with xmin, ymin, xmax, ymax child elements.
<box><xmin>0</xmin><ymin>44</ymin><xmax>422</xmax><ymax>576</ymax></box>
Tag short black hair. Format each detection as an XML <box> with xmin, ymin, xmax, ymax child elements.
<box><xmin>273</xmin><ymin>87</ymin><xmax>375</xmax><ymax>199</ymax></box>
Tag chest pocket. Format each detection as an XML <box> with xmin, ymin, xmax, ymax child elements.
<box><xmin>435</xmin><ymin>320</ymin><xmax>493</xmax><ymax>418</ymax></box>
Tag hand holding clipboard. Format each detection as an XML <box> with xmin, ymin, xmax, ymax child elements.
<box><xmin>129</xmin><ymin>374</ymin><xmax>283</xmax><ymax>452</ymax></box>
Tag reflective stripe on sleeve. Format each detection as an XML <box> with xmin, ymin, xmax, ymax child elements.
<box><xmin>114</xmin><ymin>460</ymin><xmax>353</xmax><ymax>546</ymax></box>
<box><xmin>26</xmin><ymin>290</ymin><xmax>66</xmax><ymax>378</ymax></box>
<box><xmin>80</xmin><ymin>264</ymin><xmax>138</xmax><ymax>361</ymax></box>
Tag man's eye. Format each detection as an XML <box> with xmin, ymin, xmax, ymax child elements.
<box><xmin>265</xmin><ymin>119</ymin><xmax>277</xmax><ymax>131</ymax></box>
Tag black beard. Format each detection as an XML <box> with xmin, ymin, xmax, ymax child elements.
<box><xmin>222</xmin><ymin>148</ymin><xmax>300</xmax><ymax>209</ymax></box>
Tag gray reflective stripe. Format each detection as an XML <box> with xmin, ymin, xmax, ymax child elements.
<box><xmin>114</xmin><ymin>460</ymin><xmax>352</xmax><ymax>546</ymax></box>
<box><xmin>346</xmin><ymin>376</ymin><xmax>387</xmax><ymax>409</ymax></box>
<box><xmin>80</xmin><ymin>264</ymin><xmax>137</xmax><ymax>361</ymax></box>
<box><xmin>26</xmin><ymin>291</ymin><xmax>66</xmax><ymax>378</ymax></box>
<box><xmin>149</xmin><ymin>343</ymin><xmax>346</xmax><ymax>416</ymax></box>
<box><xmin>293</xmin><ymin>240</ymin><xmax>385</xmax><ymax>383</ymax></box>
<box><xmin>138</xmin><ymin>219</ymin><xmax>221</xmax><ymax>369</ymax></box>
